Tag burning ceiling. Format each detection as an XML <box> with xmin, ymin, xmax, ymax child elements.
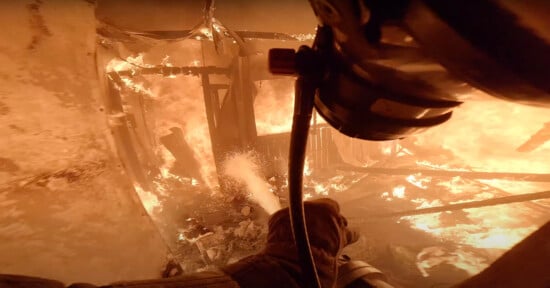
<box><xmin>0</xmin><ymin>0</ymin><xmax>549</xmax><ymax>287</ymax></box>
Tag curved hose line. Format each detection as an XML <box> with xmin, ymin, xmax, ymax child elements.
<box><xmin>288</xmin><ymin>75</ymin><xmax>321</xmax><ymax>288</ymax></box>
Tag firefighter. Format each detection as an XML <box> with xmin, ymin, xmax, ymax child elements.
<box><xmin>1</xmin><ymin>198</ymin><xmax>359</xmax><ymax>288</ymax></box>
<box><xmin>222</xmin><ymin>198</ymin><xmax>359</xmax><ymax>288</ymax></box>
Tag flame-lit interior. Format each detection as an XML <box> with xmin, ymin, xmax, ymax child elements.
<box><xmin>1</xmin><ymin>1</ymin><xmax>549</xmax><ymax>287</ymax></box>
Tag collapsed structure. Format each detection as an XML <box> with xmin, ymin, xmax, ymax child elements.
<box><xmin>1</xmin><ymin>1</ymin><xmax>549</xmax><ymax>287</ymax></box>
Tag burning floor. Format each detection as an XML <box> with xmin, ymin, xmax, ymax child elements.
<box><xmin>2</xmin><ymin>1</ymin><xmax>549</xmax><ymax>286</ymax></box>
<box><xmin>95</xmin><ymin>17</ymin><xmax>550</xmax><ymax>286</ymax></box>
<box><xmin>101</xmin><ymin>52</ymin><xmax>550</xmax><ymax>287</ymax></box>
<box><xmin>134</xmin><ymin>141</ymin><xmax>550</xmax><ymax>288</ymax></box>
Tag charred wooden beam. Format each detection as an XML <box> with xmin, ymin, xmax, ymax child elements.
<box><xmin>126</xmin><ymin>30</ymin><xmax>301</xmax><ymax>41</ymax></box>
<box><xmin>200</xmin><ymin>71</ymin><xmax>224</xmax><ymax>181</ymax></box>
<box><xmin>336</xmin><ymin>165</ymin><xmax>550</xmax><ymax>182</ymax></box>
<box><xmin>113</xmin><ymin>66</ymin><xmax>230</xmax><ymax>77</ymax></box>
<box><xmin>159</xmin><ymin>127</ymin><xmax>204</xmax><ymax>183</ymax></box>
<box><xmin>516</xmin><ymin>121</ymin><xmax>550</xmax><ymax>152</ymax></box>
<box><xmin>233</xmin><ymin>56</ymin><xmax>258</xmax><ymax>147</ymax></box>
<box><xmin>105</xmin><ymin>73</ymin><xmax>151</xmax><ymax>190</ymax></box>
<box><xmin>372</xmin><ymin>190</ymin><xmax>550</xmax><ymax>219</ymax></box>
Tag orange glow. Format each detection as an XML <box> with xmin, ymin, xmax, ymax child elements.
<box><xmin>392</xmin><ymin>185</ymin><xmax>406</xmax><ymax>198</ymax></box>
<box><xmin>149</xmin><ymin>74</ymin><xmax>218</xmax><ymax>188</ymax></box>
<box><xmin>120</xmin><ymin>78</ymin><xmax>154</xmax><ymax>97</ymax></box>
<box><xmin>254</xmin><ymin>80</ymin><xmax>326</xmax><ymax>136</ymax></box>
<box><xmin>416</xmin><ymin>246</ymin><xmax>488</xmax><ymax>277</ymax></box>
<box><xmin>133</xmin><ymin>184</ymin><xmax>162</xmax><ymax>216</ymax></box>
<box><xmin>106</xmin><ymin>53</ymin><xmax>154</xmax><ymax>73</ymax></box>
<box><xmin>389</xmin><ymin>100</ymin><xmax>550</xmax><ymax>276</ymax></box>
<box><xmin>106</xmin><ymin>55</ymin><xmax>220</xmax><ymax>191</ymax></box>
<box><xmin>405</xmin><ymin>174</ymin><xmax>430</xmax><ymax>189</ymax></box>
<box><xmin>400</xmin><ymin>171</ymin><xmax>544</xmax><ymax>275</ymax></box>
<box><xmin>254</xmin><ymin>79</ymin><xmax>295</xmax><ymax>135</ymax></box>
<box><xmin>403</xmin><ymin>205</ymin><xmax>538</xmax><ymax>250</ymax></box>
<box><xmin>107</xmin><ymin>54</ymin><xmax>550</xmax><ymax>280</ymax></box>
<box><xmin>414</xmin><ymin>101</ymin><xmax>550</xmax><ymax>173</ymax></box>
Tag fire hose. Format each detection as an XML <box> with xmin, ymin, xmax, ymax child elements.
<box><xmin>268</xmin><ymin>24</ymin><xmax>334</xmax><ymax>288</ymax></box>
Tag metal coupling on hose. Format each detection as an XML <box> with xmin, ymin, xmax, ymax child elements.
<box><xmin>337</xmin><ymin>255</ymin><xmax>394</xmax><ymax>288</ymax></box>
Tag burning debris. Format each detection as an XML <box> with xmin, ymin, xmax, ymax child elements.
<box><xmin>94</xmin><ymin>6</ymin><xmax>550</xmax><ymax>287</ymax></box>
<box><xmin>103</xmin><ymin>53</ymin><xmax>550</xmax><ymax>285</ymax></box>
<box><xmin>1</xmin><ymin>0</ymin><xmax>548</xmax><ymax>287</ymax></box>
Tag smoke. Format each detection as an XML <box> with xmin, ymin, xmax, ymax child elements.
<box><xmin>222</xmin><ymin>152</ymin><xmax>281</xmax><ymax>214</ymax></box>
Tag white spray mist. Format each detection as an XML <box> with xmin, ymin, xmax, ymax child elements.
<box><xmin>223</xmin><ymin>152</ymin><xmax>282</xmax><ymax>214</ymax></box>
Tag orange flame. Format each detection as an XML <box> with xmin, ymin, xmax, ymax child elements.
<box><xmin>254</xmin><ymin>79</ymin><xmax>295</xmax><ymax>135</ymax></box>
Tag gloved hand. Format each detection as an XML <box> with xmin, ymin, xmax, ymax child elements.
<box><xmin>223</xmin><ymin>198</ymin><xmax>358</xmax><ymax>288</ymax></box>
<box><xmin>2</xmin><ymin>198</ymin><xmax>356</xmax><ymax>288</ymax></box>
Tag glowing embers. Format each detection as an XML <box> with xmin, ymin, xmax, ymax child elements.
<box><xmin>106</xmin><ymin>54</ymin><xmax>154</xmax><ymax>74</ymax></box>
<box><xmin>338</xmin><ymin>134</ymin><xmax>549</xmax><ymax>279</ymax></box>
<box><xmin>402</xmin><ymin>202</ymin><xmax>538</xmax><ymax>250</ymax></box>
<box><xmin>405</xmin><ymin>174</ymin><xmax>430</xmax><ymax>189</ymax></box>
<box><xmin>380</xmin><ymin>185</ymin><xmax>407</xmax><ymax>201</ymax></box>
<box><xmin>290</xmin><ymin>33</ymin><xmax>316</xmax><ymax>41</ymax></box>
<box><xmin>390</xmin><ymin>170</ymin><xmax>547</xmax><ymax>276</ymax></box>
